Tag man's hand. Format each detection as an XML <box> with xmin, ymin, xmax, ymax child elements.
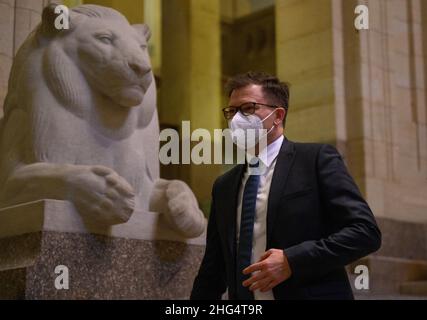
<box><xmin>242</xmin><ymin>249</ymin><xmax>292</xmax><ymax>292</ymax></box>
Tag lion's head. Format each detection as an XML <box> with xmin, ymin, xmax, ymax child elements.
<box><xmin>40</xmin><ymin>4</ymin><xmax>153</xmax><ymax>109</ymax></box>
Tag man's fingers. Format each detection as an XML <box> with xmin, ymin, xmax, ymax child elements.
<box><xmin>260</xmin><ymin>280</ymin><xmax>278</xmax><ymax>292</ymax></box>
<box><xmin>250</xmin><ymin>278</ymin><xmax>272</xmax><ymax>292</ymax></box>
<box><xmin>243</xmin><ymin>261</ymin><xmax>264</xmax><ymax>275</ymax></box>
<box><xmin>242</xmin><ymin>271</ymin><xmax>267</xmax><ymax>287</ymax></box>
<box><xmin>258</xmin><ymin>250</ymin><xmax>273</xmax><ymax>262</ymax></box>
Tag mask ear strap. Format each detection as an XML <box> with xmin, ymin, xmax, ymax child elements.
<box><xmin>267</xmin><ymin>122</ymin><xmax>276</xmax><ymax>135</ymax></box>
<box><xmin>261</xmin><ymin>109</ymin><xmax>277</xmax><ymax>123</ymax></box>
<box><xmin>261</xmin><ymin>109</ymin><xmax>277</xmax><ymax>135</ymax></box>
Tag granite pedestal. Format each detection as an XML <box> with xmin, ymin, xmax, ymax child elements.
<box><xmin>0</xmin><ymin>200</ymin><xmax>206</xmax><ymax>299</ymax></box>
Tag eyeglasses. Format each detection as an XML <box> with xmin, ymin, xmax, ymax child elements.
<box><xmin>222</xmin><ymin>102</ymin><xmax>278</xmax><ymax>120</ymax></box>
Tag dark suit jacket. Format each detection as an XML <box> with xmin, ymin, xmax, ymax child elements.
<box><xmin>190</xmin><ymin>138</ymin><xmax>381</xmax><ymax>300</ymax></box>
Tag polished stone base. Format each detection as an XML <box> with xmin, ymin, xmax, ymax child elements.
<box><xmin>0</xmin><ymin>231</ymin><xmax>204</xmax><ymax>299</ymax></box>
<box><xmin>0</xmin><ymin>200</ymin><xmax>206</xmax><ymax>299</ymax></box>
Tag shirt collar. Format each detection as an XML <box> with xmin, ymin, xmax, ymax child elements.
<box><xmin>246</xmin><ymin>135</ymin><xmax>284</xmax><ymax>171</ymax></box>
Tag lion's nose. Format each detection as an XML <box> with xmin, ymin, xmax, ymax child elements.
<box><xmin>128</xmin><ymin>62</ymin><xmax>150</xmax><ymax>77</ymax></box>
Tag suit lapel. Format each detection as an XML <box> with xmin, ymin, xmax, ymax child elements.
<box><xmin>266</xmin><ymin>139</ymin><xmax>296</xmax><ymax>245</ymax></box>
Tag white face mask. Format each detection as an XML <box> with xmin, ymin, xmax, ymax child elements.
<box><xmin>228</xmin><ymin>109</ymin><xmax>277</xmax><ymax>149</ymax></box>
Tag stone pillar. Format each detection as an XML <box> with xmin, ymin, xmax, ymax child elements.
<box><xmin>84</xmin><ymin>0</ymin><xmax>144</xmax><ymax>24</ymax></box>
<box><xmin>144</xmin><ymin>0</ymin><xmax>162</xmax><ymax>75</ymax></box>
<box><xmin>276</xmin><ymin>0</ymin><xmax>427</xmax><ymax>298</ymax></box>
<box><xmin>339</xmin><ymin>0</ymin><xmax>427</xmax><ymax>223</ymax></box>
<box><xmin>0</xmin><ymin>0</ymin><xmax>14</xmax><ymax>119</ymax></box>
<box><xmin>63</xmin><ymin>0</ymin><xmax>81</xmax><ymax>7</ymax></box>
<box><xmin>161</xmin><ymin>0</ymin><xmax>222</xmax><ymax>210</ymax></box>
<box><xmin>276</xmin><ymin>0</ymin><xmax>427</xmax><ymax>224</ymax></box>
<box><xmin>276</xmin><ymin>0</ymin><xmax>337</xmax><ymax>145</ymax></box>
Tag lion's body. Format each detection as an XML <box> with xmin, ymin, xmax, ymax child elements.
<box><xmin>0</xmin><ymin>4</ymin><xmax>205</xmax><ymax>236</ymax></box>
<box><xmin>0</xmin><ymin>5</ymin><xmax>159</xmax><ymax>212</ymax></box>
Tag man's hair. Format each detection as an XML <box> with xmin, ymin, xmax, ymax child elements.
<box><xmin>225</xmin><ymin>71</ymin><xmax>290</xmax><ymax>126</ymax></box>
<box><xmin>225</xmin><ymin>71</ymin><xmax>290</xmax><ymax>109</ymax></box>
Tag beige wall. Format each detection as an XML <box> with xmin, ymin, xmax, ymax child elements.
<box><xmin>276</xmin><ymin>0</ymin><xmax>337</xmax><ymax>144</ymax></box>
<box><xmin>357</xmin><ymin>0</ymin><xmax>427</xmax><ymax>223</ymax></box>
<box><xmin>337</xmin><ymin>0</ymin><xmax>427</xmax><ymax>223</ymax></box>
<box><xmin>84</xmin><ymin>0</ymin><xmax>143</xmax><ymax>24</ymax></box>
<box><xmin>277</xmin><ymin>0</ymin><xmax>427</xmax><ymax>223</ymax></box>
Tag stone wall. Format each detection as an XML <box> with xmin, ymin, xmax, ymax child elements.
<box><xmin>341</xmin><ymin>0</ymin><xmax>427</xmax><ymax>223</ymax></box>
<box><xmin>277</xmin><ymin>0</ymin><xmax>427</xmax><ymax>224</ymax></box>
<box><xmin>0</xmin><ymin>0</ymin><xmax>60</xmax><ymax>119</ymax></box>
<box><xmin>276</xmin><ymin>0</ymin><xmax>337</xmax><ymax>145</ymax></box>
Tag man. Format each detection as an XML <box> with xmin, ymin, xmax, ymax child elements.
<box><xmin>190</xmin><ymin>72</ymin><xmax>381</xmax><ymax>300</ymax></box>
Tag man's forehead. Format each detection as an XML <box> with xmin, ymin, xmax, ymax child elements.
<box><xmin>230</xmin><ymin>84</ymin><xmax>264</xmax><ymax>101</ymax></box>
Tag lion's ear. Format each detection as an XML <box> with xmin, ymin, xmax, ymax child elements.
<box><xmin>40</xmin><ymin>3</ymin><xmax>70</xmax><ymax>37</ymax></box>
<box><xmin>133</xmin><ymin>24</ymin><xmax>151</xmax><ymax>42</ymax></box>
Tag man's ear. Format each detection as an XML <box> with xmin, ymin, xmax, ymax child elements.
<box><xmin>40</xmin><ymin>3</ymin><xmax>70</xmax><ymax>38</ymax></box>
<box><xmin>133</xmin><ymin>24</ymin><xmax>151</xmax><ymax>42</ymax></box>
<box><xmin>275</xmin><ymin>107</ymin><xmax>286</xmax><ymax>126</ymax></box>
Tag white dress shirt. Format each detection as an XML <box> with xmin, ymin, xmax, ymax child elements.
<box><xmin>236</xmin><ymin>135</ymin><xmax>284</xmax><ymax>300</ymax></box>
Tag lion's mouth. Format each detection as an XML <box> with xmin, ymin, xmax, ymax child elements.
<box><xmin>128</xmin><ymin>84</ymin><xmax>144</xmax><ymax>91</ymax></box>
<box><xmin>139</xmin><ymin>72</ymin><xmax>153</xmax><ymax>91</ymax></box>
<box><xmin>123</xmin><ymin>72</ymin><xmax>152</xmax><ymax>93</ymax></box>
<box><xmin>89</xmin><ymin>70</ymin><xmax>152</xmax><ymax>107</ymax></box>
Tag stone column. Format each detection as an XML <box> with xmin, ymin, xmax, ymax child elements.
<box><xmin>0</xmin><ymin>0</ymin><xmax>13</xmax><ymax>119</ymax></box>
<box><xmin>276</xmin><ymin>0</ymin><xmax>427</xmax><ymax>224</ymax></box>
<box><xmin>161</xmin><ymin>0</ymin><xmax>222</xmax><ymax>210</ymax></box>
<box><xmin>276</xmin><ymin>0</ymin><xmax>366</xmax><ymax>188</ymax></box>
<box><xmin>276</xmin><ymin>0</ymin><xmax>427</xmax><ymax>298</ymax></box>
<box><xmin>340</xmin><ymin>0</ymin><xmax>427</xmax><ymax>223</ymax></box>
<box><xmin>144</xmin><ymin>0</ymin><xmax>161</xmax><ymax>75</ymax></box>
<box><xmin>276</xmin><ymin>0</ymin><xmax>337</xmax><ymax>145</ymax></box>
<box><xmin>84</xmin><ymin>0</ymin><xmax>144</xmax><ymax>24</ymax></box>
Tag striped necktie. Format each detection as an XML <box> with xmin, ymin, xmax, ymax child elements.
<box><xmin>236</xmin><ymin>160</ymin><xmax>260</xmax><ymax>300</ymax></box>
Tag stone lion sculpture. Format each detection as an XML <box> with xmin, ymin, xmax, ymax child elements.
<box><xmin>0</xmin><ymin>4</ymin><xmax>206</xmax><ymax>238</ymax></box>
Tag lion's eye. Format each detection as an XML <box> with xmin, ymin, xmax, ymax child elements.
<box><xmin>96</xmin><ymin>35</ymin><xmax>113</xmax><ymax>45</ymax></box>
<box><xmin>140</xmin><ymin>44</ymin><xmax>147</xmax><ymax>50</ymax></box>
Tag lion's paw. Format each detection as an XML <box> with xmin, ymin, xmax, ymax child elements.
<box><xmin>149</xmin><ymin>179</ymin><xmax>206</xmax><ymax>238</ymax></box>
